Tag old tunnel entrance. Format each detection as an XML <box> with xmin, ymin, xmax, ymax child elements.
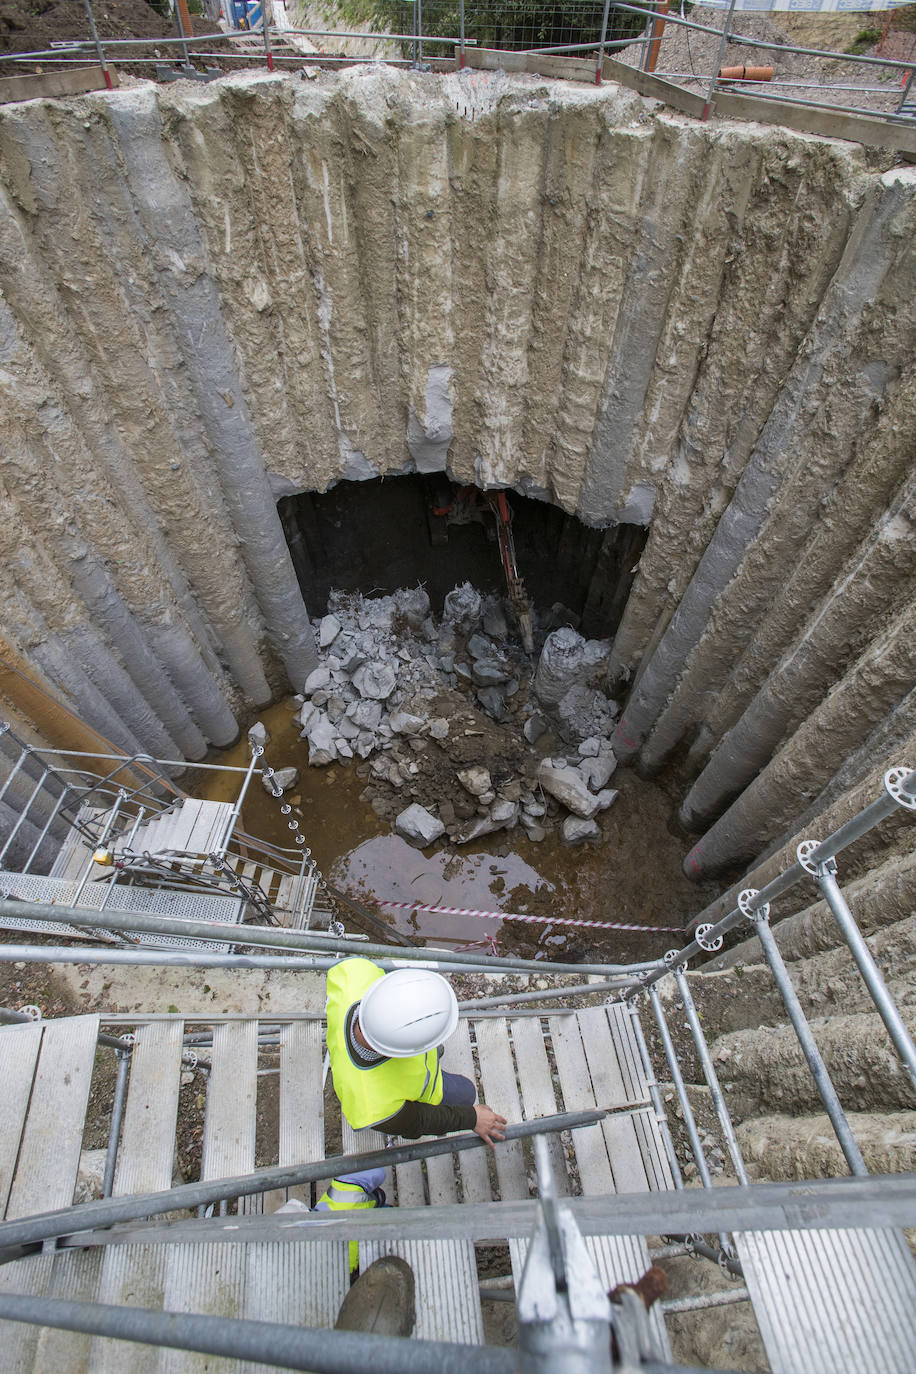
<box><xmin>277</xmin><ymin>476</ymin><xmax>648</xmax><ymax>641</ymax></box>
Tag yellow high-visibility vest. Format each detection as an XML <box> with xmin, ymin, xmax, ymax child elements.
<box><xmin>326</xmin><ymin>957</ymin><xmax>443</xmax><ymax>1129</ymax></box>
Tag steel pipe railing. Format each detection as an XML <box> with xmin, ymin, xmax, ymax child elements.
<box><xmin>0</xmin><ymin>1110</ymin><xmax>604</xmax><ymax>1254</ymax></box>
<box><xmin>0</xmin><ymin>897</ymin><xmax>659</xmax><ymax>977</ymax></box>
<box><xmin>673</xmin><ymin>966</ymin><xmax>749</xmax><ymax>1185</ymax></box>
<box><xmin>804</xmin><ymin>853</ymin><xmax>916</xmax><ymax>1096</ymax></box>
<box><xmin>0</xmin><ymin>1293</ymin><xmax>514</xmax><ymax>1374</ymax></box>
<box><xmin>627</xmin><ymin>998</ymin><xmax>683</xmax><ymax>1189</ymax></box>
<box><xmin>747</xmin><ymin>896</ymin><xmax>867</xmax><ymax>1178</ymax></box>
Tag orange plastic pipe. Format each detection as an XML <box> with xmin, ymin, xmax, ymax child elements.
<box><xmin>718</xmin><ymin>65</ymin><xmax>774</xmax><ymax>81</ymax></box>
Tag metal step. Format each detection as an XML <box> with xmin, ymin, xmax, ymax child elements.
<box><xmin>0</xmin><ymin>872</ymin><xmax>244</xmax><ymax>948</ymax></box>
<box><xmin>735</xmin><ymin>1226</ymin><xmax>916</xmax><ymax>1374</ymax></box>
<box><xmin>49</xmin><ymin>807</ymin><xmax>109</xmax><ymax>880</ymax></box>
<box><xmin>129</xmin><ymin>800</ymin><xmax>235</xmax><ymax>858</ymax></box>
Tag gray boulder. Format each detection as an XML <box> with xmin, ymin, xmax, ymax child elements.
<box><xmin>472</xmin><ymin>659</ymin><xmax>511</xmax><ymax>686</ymax></box>
<box><xmin>578</xmin><ymin>755</ymin><xmax>617</xmax><ymax>792</ymax></box>
<box><xmin>395</xmin><ymin>803</ymin><xmax>445</xmax><ymax>848</ymax></box>
<box><xmin>476</xmin><ymin>687</ymin><xmax>506</xmax><ymax>719</ymax></box>
<box><xmin>307</xmin><ymin>717</ymin><xmax>338</xmax><ymax>766</ymax></box>
<box><xmin>248</xmin><ymin>721</ymin><xmax>269</xmax><ymax>751</ymax></box>
<box><xmin>304</xmin><ymin>665</ymin><xmax>332</xmax><ymax>695</ymax></box>
<box><xmin>458</xmin><ymin>766</ymin><xmax>491</xmax><ymax>797</ymax></box>
<box><xmin>595</xmin><ymin>788</ymin><xmax>619</xmax><ymax>812</ymax></box>
<box><xmin>562</xmin><ymin>815</ymin><xmax>601</xmax><ymax>845</ymax></box>
<box><xmin>467</xmin><ymin>632</ymin><xmax>495</xmax><ymax>661</ymax></box>
<box><xmin>353</xmin><ymin>662</ymin><xmax>397</xmax><ymax>700</ymax></box>
<box><xmin>523</xmin><ymin>713</ymin><xmax>548</xmax><ymax>744</ymax></box>
<box><xmin>347</xmin><ymin>698</ymin><xmax>383</xmax><ymax>731</ymax></box>
<box><xmin>262</xmin><ymin>766</ymin><xmax>298</xmax><ymax>793</ymax></box>
<box><xmin>537</xmin><ymin>761</ymin><xmax>600</xmax><ymax>818</ymax></box>
<box><xmin>319</xmin><ymin>614</ymin><xmax>342</xmax><ymax>648</ymax></box>
<box><xmin>390</xmin><ymin>711</ymin><xmax>425</xmax><ymax>736</ymax></box>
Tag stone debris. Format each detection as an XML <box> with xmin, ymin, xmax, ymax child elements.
<box><xmin>248</xmin><ymin>720</ymin><xmax>270</xmax><ymax>751</ymax></box>
<box><xmin>262</xmin><ymin>766</ymin><xmax>299</xmax><ymax>793</ymax></box>
<box><xmin>395</xmin><ymin>802</ymin><xmax>446</xmax><ymax>847</ymax></box>
<box><xmin>291</xmin><ymin>586</ymin><xmax>624</xmax><ymax>848</ymax></box>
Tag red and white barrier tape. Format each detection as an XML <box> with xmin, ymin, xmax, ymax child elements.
<box><xmin>365</xmin><ymin>897</ymin><xmax>684</xmax><ymax>935</ymax></box>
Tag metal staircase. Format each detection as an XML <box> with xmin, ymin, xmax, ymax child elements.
<box><xmin>0</xmin><ymin>725</ymin><xmax>333</xmax><ymax>939</ymax></box>
<box><xmin>0</xmin><ymin>728</ymin><xmax>914</xmax><ymax>1371</ymax></box>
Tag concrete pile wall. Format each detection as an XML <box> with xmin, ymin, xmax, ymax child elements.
<box><xmin>0</xmin><ymin>65</ymin><xmax>913</xmax><ymax>891</ymax></box>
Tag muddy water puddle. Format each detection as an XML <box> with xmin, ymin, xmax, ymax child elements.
<box><xmin>192</xmin><ymin>697</ymin><xmax>713</xmax><ymax>967</ymax></box>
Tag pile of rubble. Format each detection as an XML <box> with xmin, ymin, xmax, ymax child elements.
<box><xmin>262</xmin><ymin>584</ymin><xmax>624</xmax><ymax>848</ymax></box>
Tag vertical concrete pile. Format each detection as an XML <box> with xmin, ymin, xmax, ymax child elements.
<box><xmin>0</xmin><ymin>67</ymin><xmax>910</xmax><ymax>895</ymax></box>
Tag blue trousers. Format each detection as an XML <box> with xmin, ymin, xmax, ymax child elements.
<box><xmin>441</xmin><ymin>1070</ymin><xmax>476</xmax><ymax>1106</ymax></box>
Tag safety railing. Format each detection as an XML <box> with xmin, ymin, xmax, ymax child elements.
<box><xmin>612</xmin><ymin>764</ymin><xmax>916</xmax><ymax>1219</ymax></box>
<box><xmin>2</xmin><ymin>0</ymin><xmax>912</xmax><ymax>132</ymax></box>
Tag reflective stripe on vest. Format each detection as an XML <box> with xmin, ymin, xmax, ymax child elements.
<box><xmin>315</xmin><ymin>1178</ymin><xmax>377</xmax><ymax>1275</ymax></box>
<box><xmin>326</xmin><ymin>957</ymin><xmax>443</xmax><ymax>1129</ymax></box>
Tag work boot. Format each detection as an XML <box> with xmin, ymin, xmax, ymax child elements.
<box><xmin>334</xmin><ymin>1255</ymin><xmax>416</xmax><ymax>1337</ymax></box>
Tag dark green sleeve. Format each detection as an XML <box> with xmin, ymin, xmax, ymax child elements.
<box><xmin>375</xmin><ymin>1100</ymin><xmax>477</xmax><ymax>1138</ymax></box>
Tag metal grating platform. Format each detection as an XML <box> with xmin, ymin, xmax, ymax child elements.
<box><xmin>0</xmin><ymin>873</ymin><xmax>245</xmax><ymax>949</ymax></box>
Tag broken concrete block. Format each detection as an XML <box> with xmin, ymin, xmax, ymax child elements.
<box><xmin>537</xmin><ymin>760</ymin><xmax>600</xmax><ymax>818</ymax></box>
<box><xmin>533</xmin><ymin>627</ymin><xmax>586</xmax><ymax>707</ymax></box>
<box><xmin>562</xmin><ymin>815</ymin><xmax>601</xmax><ymax>845</ymax></box>
<box><xmin>443</xmin><ymin>582</ymin><xmax>482</xmax><ymax>629</ymax></box>
<box><xmin>458</xmin><ymin>765</ymin><xmax>492</xmax><ymax>797</ymax></box>
<box><xmin>429</xmin><ymin>718</ymin><xmax>449</xmax><ymax>740</ymax></box>
<box><xmin>307</xmin><ymin>716</ymin><xmax>338</xmax><ymax>766</ymax></box>
<box><xmin>393</xmin><ymin>586</ymin><xmax>431</xmax><ymax>628</ymax></box>
<box><xmin>304</xmin><ymin>665</ymin><xmax>332</xmax><ymax>695</ymax></box>
<box><xmin>395</xmin><ymin>803</ymin><xmax>445</xmax><ymax>848</ymax></box>
<box><xmin>467</xmin><ymin>632</ymin><xmax>495</xmax><ymax>661</ymax></box>
<box><xmin>476</xmin><ymin>686</ymin><xmax>506</xmax><ymax>719</ymax></box>
<box><xmin>352</xmin><ymin>662</ymin><xmax>397</xmax><ymax>701</ymax></box>
<box><xmin>579</xmin><ymin>755</ymin><xmax>618</xmax><ymax>792</ymax></box>
<box><xmin>248</xmin><ymin>720</ymin><xmax>269</xmax><ymax>751</ymax></box>
<box><xmin>262</xmin><ymin>766</ymin><xmax>299</xmax><ymax>793</ymax></box>
<box><xmin>390</xmin><ymin>711</ymin><xmax>425</xmax><ymax>735</ymax></box>
<box><xmin>490</xmin><ymin>799</ymin><xmax>518</xmax><ymax>826</ymax></box>
<box><xmin>523</xmin><ymin>823</ymin><xmax>547</xmax><ymax>843</ymax></box>
<box><xmin>578</xmin><ymin>737</ymin><xmax>601</xmax><ymax>758</ymax></box>
<box><xmin>594</xmin><ymin>788</ymin><xmax>619</xmax><ymax>812</ymax></box>
<box><xmin>319</xmin><ymin>614</ymin><xmax>342</xmax><ymax>648</ymax></box>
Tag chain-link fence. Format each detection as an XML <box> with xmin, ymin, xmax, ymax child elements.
<box><xmin>341</xmin><ymin>0</ymin><xmax>648</xmax><ymax>57</ymax></box>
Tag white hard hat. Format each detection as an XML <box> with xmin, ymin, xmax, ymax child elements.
<box><xmin>357</xmin><ymin>968</ymin><xmax>459</xmax><ymax>1058</ymax></box>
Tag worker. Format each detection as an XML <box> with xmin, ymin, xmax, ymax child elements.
<box><xmin>326</xmin><ymin>957</ymin><xmax>507</xmax><ymax>1146</ymax></box>
<box><xmin>314</xmin><ymin>1168</ymin><xmax>387</xmax><ymax>1277</ymax></box>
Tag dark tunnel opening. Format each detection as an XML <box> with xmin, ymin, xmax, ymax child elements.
<box><xmin>277</xmin><ymin>476</ymin><xmax>648</xmax><ymax>640</ymax></box>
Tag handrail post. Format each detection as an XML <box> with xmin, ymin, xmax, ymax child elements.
<box><xmin>738</xmin><ymin>889</ymin><xmax>868</xmax><ymax>1177</ymax></box>
<box><xmin>595</xmin><ymin>0</ymin><xmax>613</xmax><ymax>84</ymax></box>
<box><xmin>797</xmin><ymin>841</ymin><xmax>916</xmax><ymax>1097</ymax></box>
<box><xmin>703</xmin><ymin>0</ymin><xmax>736</xmax><ymax>119</ymax></box>
<box><xmin>81</xmin><ymin>0</ymin><xmax>113</xmax><ymax>87</ymax></box>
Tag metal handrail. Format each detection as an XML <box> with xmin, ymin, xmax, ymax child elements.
<box><xmin>0</xmin><ymin>898</ymin><xmax>660</xmax><ymax>976</ymax></box>
<box><xmin>0</xmin><ymin>1111</ymin><xmax>605</xmax><ymax>1253</ymax></box>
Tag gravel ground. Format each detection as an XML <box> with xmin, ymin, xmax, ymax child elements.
<box><xmin>616</xmin><ymin>4</ymin><xmax>916</xmax><ymax>119</ymax></box>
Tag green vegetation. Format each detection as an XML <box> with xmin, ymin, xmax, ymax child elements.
<box><xmin>334</xmin><ymin>0</ymin><xmax>645</xmax><ymax>55</ymax></box>
<box><xmin>845</xmin><ymin>26</ymin><xmax>881</xmax><ymax>54</ymax></box>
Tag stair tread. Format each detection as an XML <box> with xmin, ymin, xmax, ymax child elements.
<box><xmin>115</xmin><ymin>1022</ymin><xmax>184</xmax><ymax>1197</ymax></box>
<box><xmin>474</xmin><ymin>1018</ymin><xmax>528</xmax><ymax>1201</ymax></box>
<box><xmin>360</xmin><ymin>1236</ymin><xmax>484</xmax><ymax>1345</ymax></box>
<box><xmin>510</xmin><ymin>1015</ymin><xmax>569</xmax><ymax>1197</ymax></box>
<box><xmin>735</xmin><ymin>1227</ymin><xmax>916</xmax><ymax>1374</ymax></box>
<box><xmin>202</xmin><ymin>1024</ymin><xmax>258</xmax><ymax>1187</ymax></box>
<box><xmin>0</xmin><ymin>1022</ymin><xmax>44</xmax><ymax>1220</ymax></box>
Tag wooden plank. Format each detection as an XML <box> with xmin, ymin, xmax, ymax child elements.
<box><xmin>92</xmin><ymin>1023</ymin><xmax>183</xmax><ymax>1374</ymax></box>
<box><xmin>0</xmin><ymin>1022</ymin><xmax>42</xmax><ymax>1219</ymax></box>
<box><xmin>578</xmin><ymin>1008</ymin><xmax>650</xmax><ymax>1195</ymax></box>
<box><xmin>510</xmin><ymin>1016</ymin><xmax>568</xmax><ymax>1196</ymax></box>
<box><xmin>474</xmin><ymin>1018</ymin><xmax>528</xmax><ymax>1201</ymax></box>
<box><xmin>202</xmin><ymin>1022</ymin><xmax>258</xmax><ymax>1183</ymax></box>
<box><xmin>113</xmin><ymin>1022</ymin><xmax>183</xmax><ymax>1197</ymax></box>
<box><xmin>601</xmin><ymin>54</ymin><xmax>706</xmax><ymax>117</ymax></box>
<box><xmin>548</xmin><ymin>1014</ymin><xmax>613</xmax><ymax>1195</ymax></box>
<box><xmin>712</xmin><ymin>89</ymin><xmax>916</xmax><ymax>157</ymax></box>
<box><xmin>7</xmin><ymin>1015</ymin><xmax>99</xmax><ymax>1216</ymax></box>
<box><xmin>0</xmin><ymin>65</ymin><xmax>118</xmax><ymax>105</ymax></box>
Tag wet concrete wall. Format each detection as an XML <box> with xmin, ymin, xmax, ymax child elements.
<box><xmin>0</xmin><ymin>66</ymin><xmax>913</xmax><ymax>886</ymax></box>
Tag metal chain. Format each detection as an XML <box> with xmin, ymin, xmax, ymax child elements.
<box><xmin>251</xmin><ymin>745</ymin><xmax>343</xmax><ymax>935</ymax></box>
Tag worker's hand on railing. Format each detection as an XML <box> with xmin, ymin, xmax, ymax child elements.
<box><xmin>474</xmin><ymin>1104</ymin><xmax>507</xmax><ymax>1147</ymax></box>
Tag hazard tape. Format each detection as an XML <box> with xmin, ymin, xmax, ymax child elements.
<box><xmin>363</xmin><ymin>897</ymin><xmax>685</xmax><ymax>935</ymax></box>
